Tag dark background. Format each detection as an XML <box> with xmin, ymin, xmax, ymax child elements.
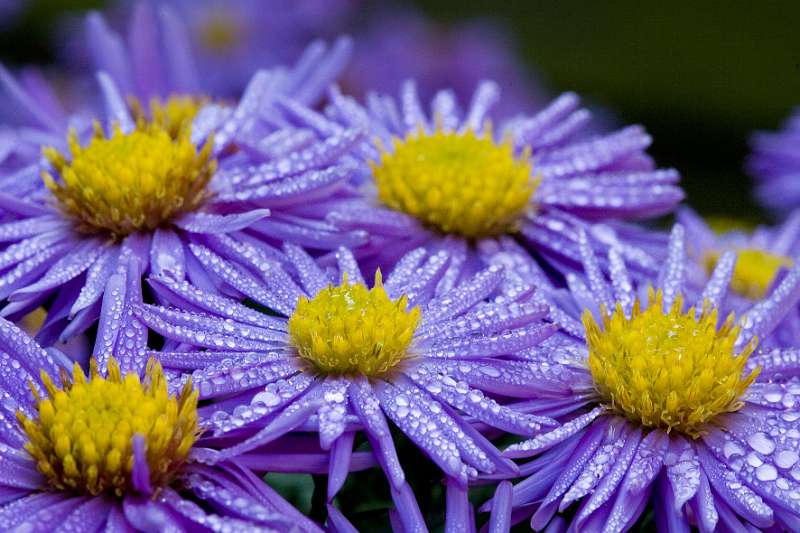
<box><xmin>1</xmin><ymin>0</ymin><xmax>799</xmax><ymax>220</ymax></box>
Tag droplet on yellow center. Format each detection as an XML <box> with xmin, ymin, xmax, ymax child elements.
<box><xmin>704</xmin><ymin>248</ymin><xmax>793</xmax><ymax>299</ymax></box>
<box><xmin>371</xmin><ymin>127</ymin><xmax>537</xmax><ymax>239</ymax></box>
<box><xmin>288</xmin><ymin>272</ymin><xmax>421</xmax><ymax>377</ymax></box>
<box><xmin>42</xmin><ymin>96</ymin><xmax>215</xmax><ymax>238</ymax></box>
<box><xmin>584</xmin><ymin>289</ymin><xmax>759</xmax><ymax>438</ymax></box>
<box><xmin>18</xmin><ymin>357</ymin><xmax>199</xmax><ymax>496</ymax></box>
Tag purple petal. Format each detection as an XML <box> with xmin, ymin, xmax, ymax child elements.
<box><xmin>96</xmin><ymin>72</ymin><xmax>134</xmax><ymax>133</ymax></box>
<box><xmin>463</xmin><ymin>81</ymin><xmax>499</xmax><ymax>133</ymax></box>
<box><xmin>349</xmin><ymin>378</ymin><xmax>405</xmax><ymax>489</ymax></box>
<box><xmin>389</xmin><ymin>482</ymin><xmax>427</xmax><ymax>533</ymax></box>
<box><xmin>326</xmin><ymin>504</ymin><xmax>357</xmax><ymax>533</ymax></box>
<box><xmin>127</xmin><ymin>1</ymin><xmax>165</xmax><ymax>99</ymax></box>
<box><xmin>131</xmin><ymin>435</ymin><xmax>152</xmax><ymax>496</ymax></box>
<box><xmin>665</xmin><ymin>435</ymin><xmax>701</xmax><ymax>509</ymax></box>
<box><xmin>507</xmin><ymin>407</ymin><xmax>605</xmax><ymax>458</ymax></box>
<box><xmin>327</xmin><ymin>432</ymin><xmax>354</xmax><ymax>501</ymax></box>
<box><xmin>149</xmin><ymin>229</ymin><xmax>185</xmax><ymax>280</ymax></box>
<box><xmin>698</xmin><ymin>250</ymin><xmax>736</xmax><ymax>311</ymax></box>
<box><xmin>157</xmin><ymin>6</ymin><xmax>200</xmax><ymax>94</ymax></box>
<box><xmin>70</xmin><ymin>246</ymin><xmax>119</xmax><ymax>317</ymax></box>
<box><xmin>85</xmin><ymin>12</ymin><xmax>132</xmax><ymax>96</ymax></box>
<box><xmin>487</xmin><ymin>481</ymin><xmax>512</xmax><ymax>533</ymax></box>
<box><xmin>174</xmin><ymin>210</ymin><xmax>270</xmax><ymax>234</ymax></box>
<box><xmin>445</xmin><ymin>477</ymin><xmax>475</xmax><ymax>533</ymax></box>
<box><xmin>10</xmin><ymin>239</ymin><xmax>104</xmax><ymax>302</ymax></box>
<box><xmin>656</xmin><ymin>224</ymin><xmax>686</xmax><ymax>310</ymax></box>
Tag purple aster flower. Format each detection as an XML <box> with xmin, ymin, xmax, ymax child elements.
<box><xmin>131</xmin><ymin>244</ymin><xmax>560</xmax><ymax>530</ymax></box>
<box><xmin>0</xmin><ymin>33</ymin><xmax>362</xmax><ymax>348</ymax></box>
<box><xmin>0</xmin><ymin>315</ymin><xmax>323</xmax><ymax>532</ymax></box>
<box><xmin>93</xmin><ymin>0</ymin><xmax>546</xmax><ymax>114</ymax></box>
<box><xmin>747</xmin><ymin>109</ymin><xmax>800</xmax><ymax>213</ymax></box>
<box><xmin>482</xmin><ymin>224</ymin><xmax>800</xmax><ymax>531</ymax></box>
<box><xmin>120</xmin><ymin>0</ymin><xmax>353</xmax><ymax>98</ymax></box>
<box><xmin>83</xmin><ymin>1</ymin><xmax>352</xmax><ymax>105</ymax></box>
<box><xmin>283</xmin><ymin>81</ymin><xmax>682</xmax><ymax>282</ymax></box>
<box><xmin>344</xmin><ymin>8</ymin><xmax>547</xmax><ymax>119</ymax></box>
<box><xmin>678</xmin><ymin>206</ymin><xmax>800</xmax><ymax>345</ymax></box>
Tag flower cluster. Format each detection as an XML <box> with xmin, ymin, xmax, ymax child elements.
<box><xmin>0</xmin><ymin>2</ymin><xmax>798</xmax><ymax>532</ymax></box>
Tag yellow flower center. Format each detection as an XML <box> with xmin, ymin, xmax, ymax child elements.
<box><xmin>18</xmin><ymin>357</ymin><xmax>199</xmax><ymax>496</ymax></box>
<box><xmin>288</xmin><ymin>272</ymin><xmax>421</xmax><ymax>377</ymax></box>
<box><xmin>704</xmin><ymin>248</ymin><xmax>793</xmax><ymax>299</ymax></box>
<box><xmin>42</xmin><ymin>96</ymin><xmax>215</xmax><ymax>238</ymax></box>
<box><xmin>372</xmin><ymin>128</ymin><xmax>537</xmax><ymax>239</ymax></box>
<box><xmin>199</xmin><ymin>12</ymin><xmax>241</xmax><ymax>53</ymax></box>
<box><xmin>584</xmin><ymin>289</ymin><xmax>759</xmax><ymax>438</ymax></box>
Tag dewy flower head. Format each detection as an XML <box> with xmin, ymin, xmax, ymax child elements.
<box><xmin>84</xmin><ymin>1</ymin><xmax>352</xmax><ymax>104</ymax></box>
<box><xmin>372</xmin><ymin>127</ymin><xmax>536</xmax><ymax>238</ymax></box>
<box><xmin>135</xmin><ymin>245</ymin><xmax>559</xmax><ymax>531</ymax></box>
<box><xmin>482</xmin><ymin>224</ymin><xmax>800</xmax><ymax>532</ymax></box>
<box><xmin>19</xmin><ymin>356</ymin><xmax>199</xmax><ymax>496</ymax></box>
<box><xmin>0</xmin><ymin>4</ymin><xmax>357</xmax><ymax>348</ymax></box>
<box><xmin>285</xmin><ymin>80</ymin><xmax>683</xmax><ymax>280</ymax></box>
<box><xmin>43</xmin><ymin>116</ymin><xmax>215</xmax><ymax>238</ymax></box>
<box><xmin>289</xmin><ymin>271</ymin><xmax>420</xmax><ymax>376</ymax></box>
<box><xmin>677</xmin><ymin>207</ymin><xmax>800</xmax><ymax>349</ymax></box>
<box><xmin>0</xmin><ymin>318</ymin><xmax>322</xmax><ymax>532</ymax></box>
<box><xmin>345</xmin><ymin>6</ymin><xmax>548</xmax><ymax>119</ymax></box>
<box><xmin>585</xmin><ymin>289</ymin><xmax>757</xmax><ymax>437</ymax></box>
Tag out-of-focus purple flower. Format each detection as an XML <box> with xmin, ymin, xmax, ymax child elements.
<box><xmin>95</xmin><ymin>0</ymin><xmax>547</xmax><ymax>111</ymax></box>
<box><xmin>133</xmin><ymin>245</ymin><xmax>560</xmax><ymax>530</ymax></box>
<box><xmin>747</xmin><ymin>109</ymin><xmax>800</xmax><ymax>213</ymax></box>
<box><xmin>344</xmin><ymin>9</ymin><xmax>547</xmax><ymax>119</ymax></box>
<box><xmin>0</xmin><ymin>11</ymin><xmax>360</xmax><ymax>348</ymax></box>
<box><xmin>84</xmin><ymin>1</ymin><xmax>352</xmax><ymax>105</ymax></box>
<box><xmin>143</xmin><ymin>0</ymin><xmax>352</xmax><ymax>98</ymax></box>
<box><xmin>482</xmin><ymin>224</ymin><xmax>800</xmax><ymax>531</ymax></box>
<box><xmin>0</xmin><ymin>316</ymin><xmax>321</xmax><ymax>532</ymax></box>
<box><xmin>288</xmin><ymin>81</ymin><xmax>681</xmax><ymax>282</ymax></box>
<box><xmin>678</xmin><ymin>207</ymin><xmax>800</xmax><ymax>345</ymax></box>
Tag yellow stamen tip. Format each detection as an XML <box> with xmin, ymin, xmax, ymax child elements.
<box><xmin>371</xmin><ymin>127</ymin><xmax>537</xmax><ymax>239</ymax></box>
<box><xmin>584</xmin><ymin>290</ymin><xmax>759</xmax><ymax>438</ymax></box>
<box><xmin>19</xmin><ymin>356</ymin><xmax>199</xmax><ymax>496</ymax></box>
<box><xmin>288</xmin><ymin>275</ymin><xmax>420</xmax><ymax>377</ymax></box>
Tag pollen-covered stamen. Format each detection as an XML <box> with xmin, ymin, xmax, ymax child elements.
<box><xmin>288</xmin><ymin>271</ymin><xmax>421</xmax><ymax>377</ymax></box>
<box><xmin>128</xmin><ymin>95</ymin><xmax>207</xmax><ymax>139</ymax></box>
<box><xmin>704</xmin><ymin>248</ymin><xmax>793</xmax><ymax>299</ymax></box>
<box><xmin>584</xmin><ymin>289</ymin><xmax>759</xmax><ymax>438</ymax></box>
<box><xmin>42</xmin><ymin>96</ymin><xmax>215</xmax><ymax>238</ymax></box>
<box><xmin>17</xmin><ymin>357</ymin><xmax>199</xmax><ymax>496</ymax></box>
<box><xmin>372</xmin><ymin>127</ymin><xmax>537</xmax><ymax>239</ymax></box>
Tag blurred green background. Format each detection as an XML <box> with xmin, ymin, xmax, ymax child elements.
<box><xmin>1</xmin><ymin>0</ymin><xmax>799</xmax><ymax>220</ymax></box>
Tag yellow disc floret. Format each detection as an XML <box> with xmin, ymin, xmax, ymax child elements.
<box><xmin>288</xmin><ymin>272</ymin><xmax>421</xmax><ymax>377</ymax></box>
<box><xmin>584</xmin><ymin>289</ymin><xmax>759</xmax><ymax>438</ymax></box>
<box><xmin>42</xmin><ymin>96</ymin><xmax>215</xmax><ymax>239</ymax></box>
<box><xmin>129</xmin><ymin>95</ymin><xmax>207</xmax><ymax>139</ymax></box>
<box><xmin>372</xmin><ymin>127</ymin><xmax>537</xmax><ymax>239</ymax></box>
<box><xmin>18</xmin><ymin>357</ymin><xmax>199</xmax><ymax>496</ymax></box>
<box><xmin>704</xmin><ymin>248</ymin><xmax>793</xmax><ymax>300</ymax></box>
